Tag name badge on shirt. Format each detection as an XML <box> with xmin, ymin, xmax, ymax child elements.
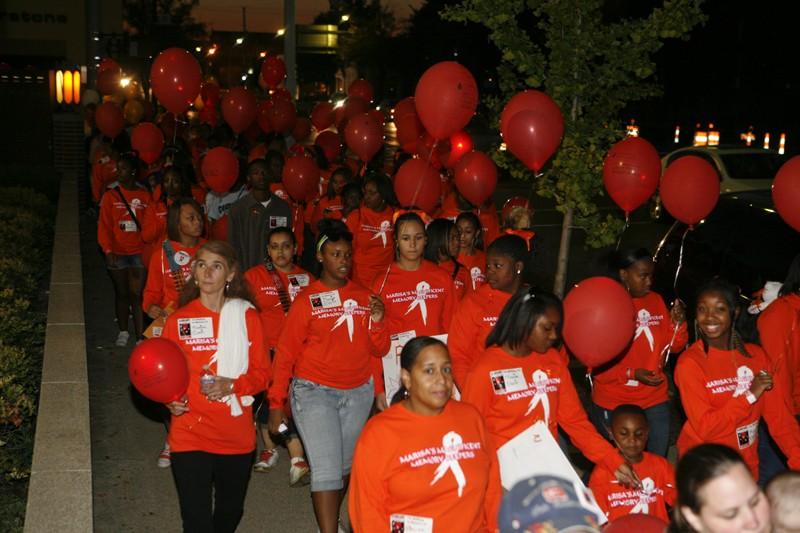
<box><xmin>736</xmin><ymin>420</ymin><xmax>758</xmax><ymax>450</ymax></box>
<box><xmin>177</xmin><ymin>317</ymin><xmax>214</xmax><ymax>340</ymax></box>
<box><xmin>390</xmin><ymin>514</ymin><xmax>433</xmax><ymax>533</ymax></box>
<box><xmin>309</xmin><ymin>290</ymin><xmax>341</xmax><ymax>309</ymax></box>
<box><xmin>625</xmin><ymin>379</ymin><xmax>640</xmax><ymax>387</ymax></box>
<box><xmin>288</xmin><ymin>273</ymin><xmax>310</xmax><ymax>287</ymax></box>
<box><xmin>490</xmin><ymin>368</ymin><xmax>528</xmax><ymax>395</ymax></box>
<box><xmin>119</xmin><ymin>220</ymin><xmax>138</xmax><ymax>232</ymax></box>
<box><xmin>174</xmin><ymin>251</ymin><xmax>191</xmax><ymax>266</ymax></box>
<box><xmin>269</xmin><ymin>215</ymin><xmax>288</xmax><ymax>228</ymax></box>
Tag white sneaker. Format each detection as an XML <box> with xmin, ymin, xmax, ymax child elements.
<box><xmin>253</xmin><ymin>448</ymin><xmax>279</xmax><ymax>472</ymax></box>
<box><xmin>115</xmin><ymin>331</ymin><xmax>130</xmax><ymax>347</ymax></box>
<box><xmin>289</xmin><ymin>457</ymin><xmax>310</xmax><ymax>486</ymax></box>
<box><xmin>157</xmin><ymin>444</ymin><xmax>171</xmax><ymax>468</ymax></box>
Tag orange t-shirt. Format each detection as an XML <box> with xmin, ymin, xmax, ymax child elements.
<box><xmin>462</xmin><ymin>345</ymin><xmax>621</xmax><ymax>473</ymax></box>
<box><xmin>758</xmin><ymin>293</ymin><xmax>800</xmax><ymax>414</ymax></box>
<box><xmin>142</xmin><ymin>240</ymin><xmax>204</xmax><ymax>312</ymax></box>
<box><xmin>244</xmin><ymin>264</ymin><xmax>313</xmax><ymax>350</ymax></box>
<box><xmin>457</xmin><ymin>250</ymin><xmax>487</xmax><ymax>293</ymax></box>
<box><xmin>141</xmin><ymin>198</ymin><xmax>168</xmax><ymax>268</ymax></box>
<box><xmin>311</xmin><ymin>195</ymin><xmax>344</xmax><ymax>230</ymax></box>
<box><xmin>161</xmin><ymin>298</ymin><xmax>270</xmax><ymax>454</ymax></box>
<box><xmin>477</xmin><ymin>206</ymin><xmax>500</xmax><ymax>248</ymax></box>
<box><xmin>268</xmin><ymin>280</ymin><xmax>390</xmax><ymax>408</ymax></box>
<box><xmin>448</xmin><ymin>284</ymin><xmax>512</xmax><ymax>387</ymax></box>
<box><xmin>438</xmin><ymin>260</ymin><xmax>469</xmax><ymax>300</ymax></box>
<box><xmin>589</xmin><ymin>452</ymin><xmax>676</xmax><ymax>522</ymax></box>
<box><xmin>592</xmin><ymin>291</ymin><xmax>688</xmax><ymax>410</ymax></box>
<box><xmin>97</xmin><ymin>186</ymin><xmax>150</xmax><ymax>255</ymax></box>
<box><xmin>675</xmin><ymin>341</ymin><xmax>800</xmax><ymax>478</ymax></box>
<box><xmin>346</xmin><ymin>206</ymin><xmax>396</xmax><ymax>288</ymax></box>
<box><xmin>349</xmin><ymin>400</ymin><xmax>501</xmax><ymax>533</ymax></box>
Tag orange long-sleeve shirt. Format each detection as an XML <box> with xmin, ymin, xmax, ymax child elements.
<box><xmin>477</xmin><ymin>206</ymin><xmax>500</xmax><ymax>248</ymax></box>
<box><xmin>142</xmin><ymin>240</ymin><xmax>205</xmax><ymax>312</ymax></box>
<box><xmin>757</xmin><ymin>293</ymin><xmax>800</xmax><ymax>415</ymax></box>
<box><xmin>244</xmin><ymin>264</ymin><xmax>313</xmax><ymax>350</ymax></box>
<box><xmin>448</xmin><ymin>284</ymin><xmax>512</xmax><ymax>388</ymax></box>
<box><xmin>588</xmin><ymin>452</ymin><xmax>675</xmax><ymax>522</ymax></box>
<box><xmin>97</xmin><ymin>186</ymin><xmax>150</xmax><ymax>255</ymax></box>
<box><xmin>268</xmin><ymin>280</ymin><xmax>390</xmax><ymax>408</ymax></box>
<box><xmin>592</xmin><ymin>291</ymin><xmax>688</xmax><ymax>410</ymax></box>
<box><xmin>346</xmin><ymin>206</ymin><xmax>396</xmax><ymax>288</ymax></box>
<box><xmin>675</xmin><ymin>341</ymin><xmax>800</xmax><ymax>479</ymax></box>
<box><xmin>349</xmin><ymin>401</ymin><xmax>501</xmax><ymax>533</ymax></box>
<box><xmin>161</xmin><ymin>298</ymin><xmax>270</xmax><ymax>454</ymax></box>
<box><xmin>438</xmin><ymin>260</ymin><xmax>468</xmax><ymax>300</ymax></box>
<box><xmin>458</xmin><ymin>251</ymin><xmax>487</xmax><ymax>293</ymax></box>
<box><xmin>311</xmin><ymin>195</ymin><xmax>344</xmax><ymax>230</ymax></box>
<box><xmin>462</xmin><ymin>346</ymin><xmax>622</xmax><ymax>474</ymax></box>
<box><xmin>140</xmin><ymin>198</ymin><xmax>168</xmax><ymax>269</ymax></box>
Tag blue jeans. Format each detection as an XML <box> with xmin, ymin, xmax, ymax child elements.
<box><xmin>290</xmin><ymin>377</ymin><xmax>374</xmax><ymax>492</ymax></box>
<box><xmin>590</xmin><ymin>401</ymin><xmax>671</xmax><ymax>457</ymax></box>
<box><xmin>758</xmin><ymin>420</ymin><xmax>789</xmax><ymax>486</ymax></box>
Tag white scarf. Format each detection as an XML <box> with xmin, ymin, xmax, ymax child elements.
<box><xmin>210</xmin><ymin>298</ymin><xmax>255</xmax><ymax>417</ymax></box>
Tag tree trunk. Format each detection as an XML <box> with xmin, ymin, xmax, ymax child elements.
<box><xmin>553</xmin><ymin>206</ymin><xmax>573</xmax><ymax>298</ymax></box>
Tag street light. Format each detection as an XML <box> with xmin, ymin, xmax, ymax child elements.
<box><xmin>276</xmin><ymin>28</ymin><xmax>285</xmax><ymax>37</ymax></box>
<box><xmin>235</xmin><ymin>37</ymin><xmax>245</xmax><ymax>45</ymax></box>
<box><xmin>120</xmin><ymin>77</ymin><xmax>131</xmax><ymax>88</ymax></box>
<box><xmin>341</xmin><ymin>14</ymin><xmax>350</xmax><ymax>22</ymax></box>
<box><xmin>195</xmin><ymin>46</ymin><xmax>202</xmax><ymax>53</ymax></box>
<box><xmin>207</xmin><ymin>46</ymin><xmax>217</xmax><ymax>56</ymax></box>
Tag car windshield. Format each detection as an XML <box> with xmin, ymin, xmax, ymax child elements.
<box><xmin>719</xmin><ymin>152</ymin><xmax>786</xmax><ymax>180</ymax></box>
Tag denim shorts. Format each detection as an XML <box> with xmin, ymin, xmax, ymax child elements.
<box><xmin>108</xmin><ymin>253</ymin><xmax>144</xmax><ymax>270</ymax></box>
<box><xmin>290</xmin><ymin>377</ymin><xmax>374</xmax><ymax>491</ymax></box>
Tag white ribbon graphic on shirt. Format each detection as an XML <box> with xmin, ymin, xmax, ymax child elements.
<box><xmin>405</xmin><ymin>281</ymin><xmax>430</xmax><ymax>325</ymax></box>
<box><xmin>524</xmin><ymin>370</ymin><xmax>551</xmax><ymax>425</ymax></box>
<box><xmin>732</xmin><ymin>365</ymin><xmax>754</xmax><ymax>397</ymax></box>
<box><xmin>631</xmin><ymin>477</ymin><xmax>655</xmax><ymax>514</ymax></box>
<box><xmin>634</xmin><ymin>309</ymin><xmax>655</xmax><ymax>351</ymax></box>
<box><xmin>470</xmin><ymin>267</ymin><xmax>482</xmax><ymax>290</ymax></box>
<box><xmin>430</xmin><ymin>431</ymin><xmax>467</xmax><ymax>497</ymax></box>
<box><xmin>370</xmin><ymin>220</ymin><xmax>391</xmax><ymax>248</ymax></box>
<box><xmin>331</xmin><ymin>299</ymin><xmax>358</xmax><ymax>342</ymax></box>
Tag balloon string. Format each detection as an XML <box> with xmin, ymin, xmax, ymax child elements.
<box><xmin>359</xmin><ymin>160</ymin><xmax>366</xmax><ymax>177</ymax></box>
<box><xmin>673</xmin><ymin>226</ymin><xmax>691</xmax><ymax>296</ymax></box>
<box><xmin>615</xmin><ymin>213</ymin><xmax>630</xmax><ymax>251</ymax></box>
<box><xmin>410</xmin><ymin>140</ymin><xmax>438</xmax><ymax>208</ymax></box>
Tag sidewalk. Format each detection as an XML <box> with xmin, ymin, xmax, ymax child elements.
<box><xmin>81</xmin><ymin>211</ymin><xmax>319</xmax><ymax>532</ymax></box>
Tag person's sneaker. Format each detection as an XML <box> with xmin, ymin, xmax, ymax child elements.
<box><xmin>253</xmin><ymin>448</ymin><xmax>278</xmax><ymax>472</ymax></box>
<box><xmin>157</xmin><ymin>444</ymin><xmax>171</xmax><ymax>468</ymax></box>
<box><xmin>289</xmin><ymin>457</ymin><xmax>310</xmax><ymax>486</ymax></box>
<box><xmin>115</xmin><ymin>331</ymin><xmax>130</xmax><ymax>347</ymax></box>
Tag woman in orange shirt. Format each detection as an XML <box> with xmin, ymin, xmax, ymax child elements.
<box><xmin>267</xmin><ymin>219</ymin><xmax>389</xmax><ymax>533</ymax></box>
<box><xmin>97</xmin><ymin>153</ymin><xmax>151</xmax><ymax>346</ymax></box>
<box><xmin>424</xmin><ymin>218</ymin><xmax>469</xmax><ymax>300</ymax></box>
<box><xmin>350</xmin><ymin>336</ymin><xmax>501</xmax><ymax>532</ymax></box>
<box><xmin>371</xmin><ymin>213</ymin><xmax>458</xmax><ymax>409</ymax></box>
<box><xmin>161</xmin><ymin>241</ymin><xmax>270</xmax><ymax>533</ymax></box>
<box><xmin>311</xmin><ymin>166</ymin><xmax>354</xmax><ymax>230</ymax></box>
<box><xmin>675</xmin><ymin>279</ymin><xmax>800</xmax><ymax>480</ymax></box>
<box><xmin>448</xmin><ymin>234</ymin><xmax>527</xmax><ymax>388</ymax></box>
<box><xmin>456</xmin><ymin>211</ymin><xmax>486</xmax><ymax>293</ymax></box>
<box><xmin>461</xmin><ymin>287</ymin><xmax>638</xmax><ymax>487</ymax></box>
<box><xmin>346</xmin><ymin>174</ymin><xmax>396</xmax><ymax>287</ymax></box>
<box><xmin>244</xmin><ymin>227</ymin><xmax>312</xmax><ymax>485</ymax></box>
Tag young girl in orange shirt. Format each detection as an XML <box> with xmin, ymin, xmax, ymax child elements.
<box><xmin>424</xmin><ymin>218</ymin><xmax>469</xmax><ymax>300</ymax></box>
<box><xmin>456</xmin><ymin>211</ymin><xmax>486</xmax><ymax>293</ymax></box>
<box><xmin>350</xmin><ymin>337</ymin><xmax>501</xmax><ymax>532</ymax></box>
<box><xmin>346</xmin><ymin>174</ymin><xmax>396</xmax><ymax>287</ymax></box>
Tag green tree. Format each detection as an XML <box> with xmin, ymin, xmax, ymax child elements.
<box><xmin>443</xmin><ymin>0</ymin><xmax>705</xmax><ymax>296</ymax></box>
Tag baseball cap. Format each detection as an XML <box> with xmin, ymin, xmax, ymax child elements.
<box><xmin>499</xmin><ymin>474</ymin><xmax>603</xmax><ymax>533</ymax></box>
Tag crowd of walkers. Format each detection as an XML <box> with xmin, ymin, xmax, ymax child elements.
<box><xmin>90</xmin><ymin>117</ymin><xmax>800</xmax><ymax>533</ymax></box>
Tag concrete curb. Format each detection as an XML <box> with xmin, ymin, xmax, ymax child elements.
<box><xmin>24</xmin><ymin>175</ymin><xmax>93</xmax><ymax>532</ymax></box>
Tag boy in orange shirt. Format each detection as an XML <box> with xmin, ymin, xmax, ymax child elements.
<box><xmin>589</xmin><ymin>404</ymin><xmax>675</xmax><ymax>522</ymax></box>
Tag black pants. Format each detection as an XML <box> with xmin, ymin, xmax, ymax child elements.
<box><xmin>171</xmin><ymin>450</ymin><xmax>254</xmax><ymax>533</ymax></box>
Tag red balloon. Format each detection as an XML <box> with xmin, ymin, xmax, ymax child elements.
<box><xmin>660</xmin><ymin>155</ymin><xmax>720</xmax><ymax>225</ymax></box>
<box><xmin>603</xmin><ymin>137</ymin><xmax>662</xmax><ymax>214</ymax></box>
<box><xmin>505</xmin><ymin>109</ymin><xmax>564</xmax><ymax>173</ymax></box>
<box><xmin>249</xmin><ymin>143</ymin><xmax>268</xmax><ymax>163</ymax></box>
<box><xmin>604</xmin><ymin>514</ymin><xmax>668</xmax><ymax>533</ymax></box>
<box><xmin>271</xmin><ymin>87</ymin><xmax>292</xmax><ymax>103</ymax></box>
<box><xmin>221</xmin><ymin>87</ymin><xmax>257</xmax><ymax>134</ymax></box>
<box><xmin>394</xmin><ymin>97</ymin><xmax>416</xmax><ymax>120</ymax></box>
<box><xmin>96</xmin><ymin>102</ymin><xmax>124</xmax><ymax>138</ymax></box>
<box><xmin>269</xmin><ymin>99</ymin><xmax>297</xmax><ymax>133</ymax></box>
<box><xmin>131</xmin><ymin>122</ymin><xmax>165</xmax><ymax>165</ymax></box>
<box><xmin>201</xmin><ymin>81</ymin><xmax>221</xmax><ymax>104</ymax></box>
<box><xmin>261</xmin><ymin>56</ymin><xmax>287</xmax><ymax>89</ymax></box>
<box><xmin>369</xmin><ymin>109</ymin><xmax>385</xmax><ymax>127</ymax></box>
<box><xmin>415</xmin><ymin>62</ymin><xmax>478</xmax><ymax>140</ymax></box>
<box><xmin>97</xmin><ymin>69</ymin><xmax>121</xmax><ymax>96</ymax></box>
<box><xmin>454</xmin><ymin>151</ymin><xmax>498</xmax><ymax>207</ymax></box>
<box><xmin>199</xmin><ymin>105</ymin><xmax>219</xmax><ymax>127</ymax></box>
<box><xmin>256</xmin><ymin>100</ymin><xmax>273</xmax><ymax>134</ymax></box>
<box><xmin>315</xmin><ymin>130</ymin><xmax>342</xmax><ymax>163</ymax></box>
<box><xmin>417</xmin><ymin>134</ymin><xmax>449</xmax><ymax>170</ymax></box>
<box><xmin>282</xmin><ymin>156</ymin><xmax>320</xmax><ymax>202</ymax></box>
<box><xmin>563</xmin><ymin>277</ymin><xmax>636</xmax><ymax>367</ymax></box>
<box><xmin>394</xmin><ymin>159</ymin><xmax>442</xmax><ymax>214</ymax></box>
<box><xmin>292</xmin><ymin>117</ymin><xmax>312</xmax><ymax>142</ymax></box>
<box><xmin>344</xmin><ymin>97</ymin><xmax>370</xmax><ymax>121</ymax></box>
<box><xmin>201</xmin><ymin>147</ymin><xmax>239</xmax><ymax>194</ymax></box>
<box><xmin>500</xmin><ymin>90</ymin><xmax>563</xmax><ymax>141</ymax></box>
<box><xmin>128</xmin><ymin>338</ymin><xmax>189</xmax><ymax>403</ymax></box>
<box><xmin>150</xmin><ymin>48</ymin><xmax>202</xmax><ymax>115</ymax></box>
<box><xmin>345</xmin><ymin>113</ymin><xmax>383</xmax><ymax>163</ymax></box>
<box><xmin>98</xmin><ymin>58</ymin><xmax>120</xmax><ymax>74</ymax></box>
<box><xmin>348</xmin><ymin>79</ymin><xmax>374</xmax><ymax>104</ymax></box>
<box><xmin>446</xmin><ymin>130</ymin><xmax>473</xmax><ymax>168</ymax></box>
<box><xmin>773</xmin><ymin>156</ymin><xmax>800</xmax><ymax>232</ymax></box>
<box><xmin>395</xmin><ymin>112</ymin><xmax>425</xmax><ymax>154</ymax></box>
<box><xmin>311</xmin><ymin>101</ymin><xmax>335</xmax><ymax>131</ymax></box>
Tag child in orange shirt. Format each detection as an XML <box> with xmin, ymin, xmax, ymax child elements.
<box><xmin>350</xmin><ymin>337</ymin><xmax>501</xmax><ymax>532</ymax></box>
<box><xmin>675</xmin><ymin>279</ymin><xmax>800</xmax><ymax>480</ymax></box>
<box><xmin>424</xmin><ymin>218</ymin><xmax>469</xmax><ymax>300</ymax></box>
<box><xmin>589</xmin><ymin>404</ymin><xmax>676</xmax><ymax>522</ymax></box>
<box><xmin>346</xmin><ymin>174</ymin><xmax>396</xmax><ymax>287</ymax></box>
<box><xmin>456</xmin><ymin>211</ymin><xmax>486</xmax><ymax>293</ymax></box>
